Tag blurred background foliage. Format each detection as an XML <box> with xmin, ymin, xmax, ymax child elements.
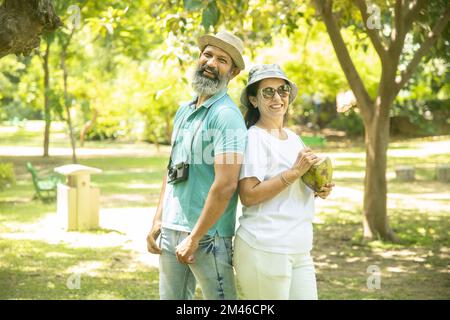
<box><xmin>0</xmin><ymin>0</ymin><xmax>448</xmax><ymax>145</ymax></box>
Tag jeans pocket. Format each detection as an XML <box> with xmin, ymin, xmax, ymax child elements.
<box><xmin>198</xmin><ymin>234</ymin><xmax>215</xmax><ymax>254</ymax></box>
<box><xmin>198</xmin><ymin>234</ymin><xmax>214</xmax><ymax>244</ymax></box>
<box><xmin>160</xmin><ymin>228</ymin><xmax>169</xmax><ymax>252</ymax></box>
<box><xmin>223</xmin><ymin>237</ymin><xmax>233</xmax><ymax>265</ymax></box>
<box><xmin>158</xmin><ymin>231</ymin><xmax>163</xmax><ymax>248</ymax></box>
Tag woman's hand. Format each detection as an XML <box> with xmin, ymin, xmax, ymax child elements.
<box><xmin>288</xmin><ymin>148</ymin><xmax>322</xmax><ymax>181</ymax></box>
<box><xmin>314</xmin><ymin>183</ymin><xmax>335</xmax><ymax>199</ymax></box>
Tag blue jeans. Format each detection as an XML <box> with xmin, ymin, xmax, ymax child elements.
<box><xmin>159</xmin><ymin>228</ymin><xmax>237</xmax><ymax>300</ymax></box>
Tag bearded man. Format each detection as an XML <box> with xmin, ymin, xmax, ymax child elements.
<box><xmin>146</xmin><ymin>30</ymin><xmax>247</xmax><ymax>300</ymax></box>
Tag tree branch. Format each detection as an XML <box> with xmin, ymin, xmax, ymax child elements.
<box><xmin>404</xmin><ymin>0</ymin><xmax>427</xmax><ymax>32</ymax></box>
<box><xmin>394</xmin><ymin>0</ymin><xmax>404</xmax><ymax>38</ymax></box>
<box><xmin>354</xmin><ymin>0</ymin><xmax>387</xmax><ymax>62</ymax></box>
<box><xmin>313</xmin><ymin>0</ymin><xmax>373</xmax><ymax>120</ymax></box>
<box><xmin>395</xmin><ymin>4</ymin><xmax>450</xmax><ymax>92</ymax></box>
<box><xmin>388</xmin><ymin>0</ymin><xmax>407</xmax><ymax>62</ymax></box>
<box><xmin>0</xmin><ymin>0</ymin><xmax>61</xmax><ymax>59</ymax></box>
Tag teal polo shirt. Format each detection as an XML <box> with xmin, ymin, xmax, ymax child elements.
<box><xmin>162</xmin><ymin>89</ymin><xmax>247</xmax><ymax>237</ymax></box>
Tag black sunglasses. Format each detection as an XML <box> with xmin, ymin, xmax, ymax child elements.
<box><xmin>260</xmin><ymin>84</ymin><xmax>291</xmax><ymax>100</ymax></box>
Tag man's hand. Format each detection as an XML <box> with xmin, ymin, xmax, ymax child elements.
<box><xmin>146</xmin><ymin>223</ymin><xmax>162</xmax><ymax>254</ymax></box>
<box><xmin>147</xmin><ymin>174</ymin><xmax>167</xmax><ymax>255</ymax></box>
<box><xmin>314</xmin><ymin>183</ymin><xmax>335</xmax><ymax>199</ymax></box>
<box><xmin>175</xmin><ymin>236</ymin><xmax>199</xmax><ymax>264</ymax></box>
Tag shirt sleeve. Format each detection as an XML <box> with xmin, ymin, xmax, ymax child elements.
<box><xmin>239</xmin><ymin>129</ymin><xmax>269</xmax><ymax>182</ymax></box>
<box><xmin>209</xmin><ymin>106</ymin><xmax>247</xmax><ymax>155</ymax></box>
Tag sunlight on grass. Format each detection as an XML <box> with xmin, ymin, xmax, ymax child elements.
<box><xmin>0</xmin><ymin>238</ymin><xmax>159</xmax><ymax>299</ymax></box>
<box><xmin>1</xmin><ymin>132</ymin><xmax>450</xmax><ymax>299</ymax></box>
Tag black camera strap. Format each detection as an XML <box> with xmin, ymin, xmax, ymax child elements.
<box><xmin>167</xmin><ymin>106</ymin><xmax>211</xmax><ymax>169</ymax></box>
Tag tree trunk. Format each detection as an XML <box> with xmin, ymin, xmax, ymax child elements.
<box><xmin>42</xmin><ymin>38</ymin><xmax>51</xmax><ymax>158</ymax></box>
<box><xmin>362</xmin><ymin>102</ymin><xmax>398</xmax><ymax>242</ymax></box>
<box><xmin>61</xmin><ymin>48</ymin><xmax>77</xmax><ymax>163</ymax></box>
<box><xmin>0</xmin><ymin>0</ymin><xmax>61</xmax><ymax>59</ymax></box>
<box><xmin>313</xmin><ymin>0</ymin><xmax>449</xmax><ymax>244</ymax></box>
<box><xmin>80</xmin><ymin>108</ymin><xmax>98</xmax><ymax>147</ymax></box>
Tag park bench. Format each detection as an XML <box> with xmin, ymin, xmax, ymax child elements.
<box><xmin>26</xmin><ymin>162</ymin><xmax>62</xmax><ymax>202</ymax></box>
<box><xmin>301</xmin><ymin>136</ymin><xmax>327</xmax><ymax>147</ymax></box>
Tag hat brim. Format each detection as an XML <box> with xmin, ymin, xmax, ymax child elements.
<box><xmin>240</xmin><ymin>75</ymin><xmax>298</xmax><ymax>107</ymax></box>
<box><xmin>198</xmin><ymin>35</ymin><xmax>245</xmax><ymax>70</ymax></box>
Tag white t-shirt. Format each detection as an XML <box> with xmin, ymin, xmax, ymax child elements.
<box><xmin>237</xmin><ymin>125</ymin><xmax>315</xmax><ymax>254</ymax></box>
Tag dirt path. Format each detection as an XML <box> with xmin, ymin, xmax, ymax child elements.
<box><xmin>1</xmin><ymin>207</ymin><xmax>160</xmax><ymax>271</ymax></box>
<box><xmin>0</xmin><ymin>144</ymin><xmax>170</xmax><ymax>158</ymax></box>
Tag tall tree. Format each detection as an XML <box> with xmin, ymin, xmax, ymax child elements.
<box><xmin>42</xmin><ymin>1</ymin><xmax>76</xmax><ymax>161</ymax></box>
<box><xmin>312</xmin><ymin>0</ymin><xmax>450</xmax><ymax>241</ymax></box>
<box><xmin>40</xmin><ymin>0</ymin><xmax>110</xmax><ymax>159</ymax></box>
<box><xmin>59</xmin><ymin>26</ymin><xmax>77</xmax><ymax>163</ymax></box>
<box><xmin>56</xmin><ymin>0</ymin><xmax>91</xmax><ymax>163</ymax></box>
<box><xmin>41</xmin><ymin>33</ymin><xmax>54</xmax><ymax>157</ymax></box>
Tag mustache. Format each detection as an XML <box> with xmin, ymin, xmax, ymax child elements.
<box><xmin>197</xmin><ymin>65</ymin><xmax>219</xmax><ymax>79</ymax></box>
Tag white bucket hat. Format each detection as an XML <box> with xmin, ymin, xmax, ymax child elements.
<box><xmin>240</xmin><ymin>64</ymin><xmax>298</xmax><ymax>106</ymax></box>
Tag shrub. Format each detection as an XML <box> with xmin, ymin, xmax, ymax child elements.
<box><xmin>0</xmin><ymin>162</ymin><xmax>15</xmax><ymax>190</ymax></box>
<box><xmin>328</xmin><ymin>109</ymin><xmax>365</xmax><ymax>136</ymax></box>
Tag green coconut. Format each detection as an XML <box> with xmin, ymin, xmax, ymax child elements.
<box><xmin>301</xmin><ymin>157</ymin><xmax>333</xmax><ymax>192</ymax></box>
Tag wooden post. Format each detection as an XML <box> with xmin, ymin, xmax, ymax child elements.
<box><xmin>54</xmin><ymin>164</ymin><xmax>102</xmax><ymax>231</ymax></box>
<box><xmin>436</xmin><ymin>164</ymin><xmax>450</xmax><ymax>182</ymax></box>
<box><xmin>89</xmin><ymin>187</ymin><xmax>100</xmax><ymax>228</ymax></box>
<box><xmin>395</xmin><ymin>166</ymin><xmax>415</xmax><ymax>182</ymax></box>
<box><xmin>73</xmin><ymin>173</ymin><xmax>91</xmax><ymax>230</ymax></box>
<box><xmin>57</xmin><ymin>184</ymin><xmax>77</xmax><ymax>231</ymax></box>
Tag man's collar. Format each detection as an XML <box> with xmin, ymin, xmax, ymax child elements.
<box><xmin>200</xmin><ymin>88</ymin><xmax>228</xmax><ymax>108</ymax></box>
<box><xmin>182</xmin><ymin>88</ymin><xmax>228</xmax><ymax>109</ymax></box>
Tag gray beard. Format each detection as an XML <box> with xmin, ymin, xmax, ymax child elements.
<box><xmin>191</xmin><ymin>69</ymin><xmax>229</xmax><ymax>97</ymax></box>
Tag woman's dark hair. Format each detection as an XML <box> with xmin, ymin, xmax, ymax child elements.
<box><xmin>243</xmin><ymin>79</ymin><xmax>290</xmax><ymax>129</ymax></box>
<box><xmin>243</xmin><ymin>81</ymin><xmax>261</xmax><ymax>129</ymax></box>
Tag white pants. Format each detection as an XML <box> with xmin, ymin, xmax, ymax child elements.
<box><xmin>233</xmin><ymin>236</ymin><xmax>318</xmax><ymax>300</ymax></box>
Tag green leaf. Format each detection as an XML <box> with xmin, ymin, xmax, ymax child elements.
<box><xmin>184</xmin><ymin>0</ymin><xmax>204</xmax><ymax>11</ymax></box>
<box><xmin>201</xmin><ymin>1</ymin><xmax>220</xmax><ymax>31</ymax></box>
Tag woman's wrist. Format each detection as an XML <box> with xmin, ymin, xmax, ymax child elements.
<box><xmin>281</xmin><ymin>169</ymin><xmax>298</xmax><ymax>185</ymax></box>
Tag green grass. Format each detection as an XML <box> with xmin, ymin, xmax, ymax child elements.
<box><xmin>81</xmin><ymin>156</ymin><xmax>167</xmax><ymax>207</ymax></box>
<box><xmin>0</xmin><ymin>239</ymin><xmax>158</xmax><ymax>299</ymax></box>
<box><xmin>1</xmin><ymin>122</ymin><xmax>449</xmax><ymax>300</ymax></box>
<box><xmin>0</xmin><ymin>201</ymin><xmax>55</xmax><ymax>230</ymax></box>
<box><xmin>313</xmin><ymin>216</ymin><xmax>450</xmax><ymax>300</ymax></box>
<box><xmin>0</xmin><ymin>155</ymin><xmax>168</xmax><ymax>208</ymax></box>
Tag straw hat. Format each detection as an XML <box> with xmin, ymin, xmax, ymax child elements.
<box><xmin>198</xmin><ymin>30</ymin><xmax>245</xmax><ymax>70</ymax></box>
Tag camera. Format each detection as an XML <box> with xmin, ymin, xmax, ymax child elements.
<box><xmin>167</xmin><ymin>162</ymin><xmax>189</xmax><ymax>184</ymax></box>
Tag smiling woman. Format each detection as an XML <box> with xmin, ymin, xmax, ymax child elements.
<box><xmin>234</xmin><ymin>64</ymin><xmax>334</xmax><ymax>300</ymax></box>
<box><xmin>241</xmin><ymin>64</ymin><xmax>298</xmax><ymax>129</ymax></box>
